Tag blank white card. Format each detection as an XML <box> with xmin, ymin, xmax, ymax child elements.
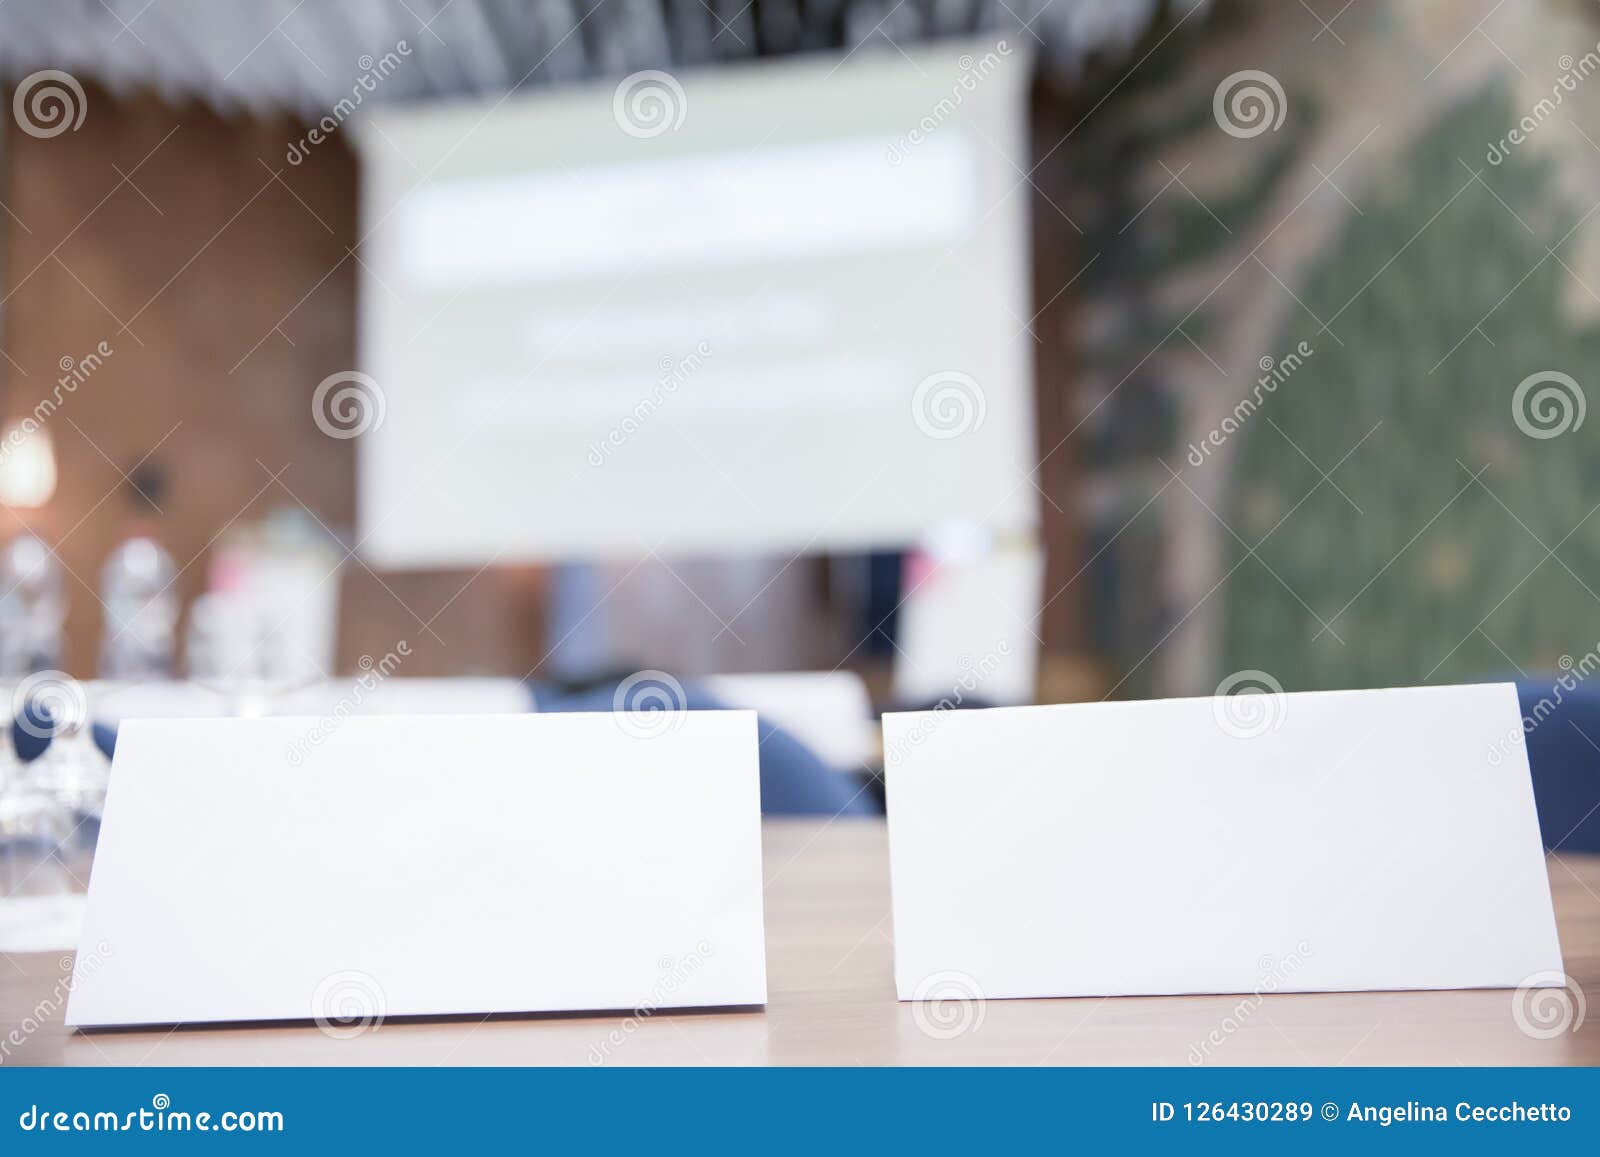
<box><xmin>885</xmin><ymin>683</ymin><xmax>1563</xmax><ymax>1000</ymax></box>
<box><xmin>68</xmin><ymin>712</ymin><xmax>767</xmax><ymax>1027</ymax></box>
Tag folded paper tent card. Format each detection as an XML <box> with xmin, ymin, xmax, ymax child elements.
<box><xmin>68</xmin><ymin>682</ymin><xmax>1566</xmax><ymax>1026</ymax></box>
<box><xmin>884</xmin><ymin>682</ymin><xmax>1564</xmax><ymax>1001</ymax></box>
<box><xmin>66</xmin><ymin>712</ymin><xmax>767</xmax><ymax>1028</ymax></box>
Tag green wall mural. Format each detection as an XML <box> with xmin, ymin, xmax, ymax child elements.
<box><xmin>1221</xmin><ymin>81</ymin><xmax>1600</xmax><ymax>690</ymax></box>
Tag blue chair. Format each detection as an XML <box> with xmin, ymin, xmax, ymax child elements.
<box><xmin>1515</xmin><ymin>679</ymin><xmax>1600</xmax><ymax>853</ymax></box>
<box><xmin>532</xmin><ymin>681</ymin><xmax>878</xmax><ymax>817</ymax></box>
<box><xmin>77</xmin><ymin>684</ymin><xmax>876</xmax><ymax>818</ymax></box>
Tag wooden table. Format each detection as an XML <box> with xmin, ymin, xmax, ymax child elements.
<box><xmin>4</xmin><ymin>818</ymin><xmax>1598</xmax><ymax>1065</ymax></box>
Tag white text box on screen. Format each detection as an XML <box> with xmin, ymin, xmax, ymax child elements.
<box><xmin>398</xmin><ymin>135</ymin><xmax>976</xmax><ymax>287</ymax></box>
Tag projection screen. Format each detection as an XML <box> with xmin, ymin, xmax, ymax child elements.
<box><xmin>354</xmin><ymin>40</ymin><xmax>1035</xmax><ymax>566</ymax></box>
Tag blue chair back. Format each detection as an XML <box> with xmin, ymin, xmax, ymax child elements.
<box><xmin>1515</xmin><ymin>679</ymin><xmax>1600</xmax><ymax>853</ymax></box>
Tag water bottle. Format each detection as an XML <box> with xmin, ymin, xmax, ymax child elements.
<box><xmin>99</xmin><ymin>536</ymin><xmax>178</xmax><ymax>679</ymax></box>
<box><xmin>0</xmin><ymin>534</ymin><xmax>63</xmax><ymax>678</ymax></box>
<box><xmin>0</xmin><ymin>539</ymin><xmax>80</xmax><ymax>951</ymax></box>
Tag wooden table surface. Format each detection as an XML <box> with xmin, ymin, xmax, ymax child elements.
<box><xmin>4</xmin><ymin>818</ymin><xmax>1598</xmax><ymax>1065</ymax></box>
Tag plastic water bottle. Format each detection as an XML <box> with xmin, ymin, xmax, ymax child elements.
<box><xmin>99</xmin><ymin>536</ymin><xmax>178</xmax><ymax>679</ymax></box>
<box><xmin>0</xmin><ymin>534</ymin><xmax>63</xmax><ymax>677</ymax></box>
<box><xmin>0</xmin><ymin>538</ymin><xmax>81</xmax><ymax>951</ymax></box>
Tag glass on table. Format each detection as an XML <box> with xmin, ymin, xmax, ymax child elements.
<box><xmin>0</xmin><ymin>741</ymin><xmax>83</xmax><ymax>953</ymax></box>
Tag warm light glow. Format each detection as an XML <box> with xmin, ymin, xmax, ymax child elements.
<box><xmin>0</xmin><ymin>423</ymin><xmax>58</xmax><ymax>508</ymax></box>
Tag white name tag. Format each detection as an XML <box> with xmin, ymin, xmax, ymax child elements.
<box><xmin>884</xmin><ymin>683</ymin><xmax>1563</xmax><ymax>1000</ymax></box>
<box><xmin>68</xmin><ymin>712</ymin><xmax>767</xmax><ymax>1027</ymax></box>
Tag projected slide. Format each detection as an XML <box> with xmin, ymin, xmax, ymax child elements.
<box><xmin>355</xmin><ymin>41</ymin><xmax>1035</xmax><ymax>565</ymax></box>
